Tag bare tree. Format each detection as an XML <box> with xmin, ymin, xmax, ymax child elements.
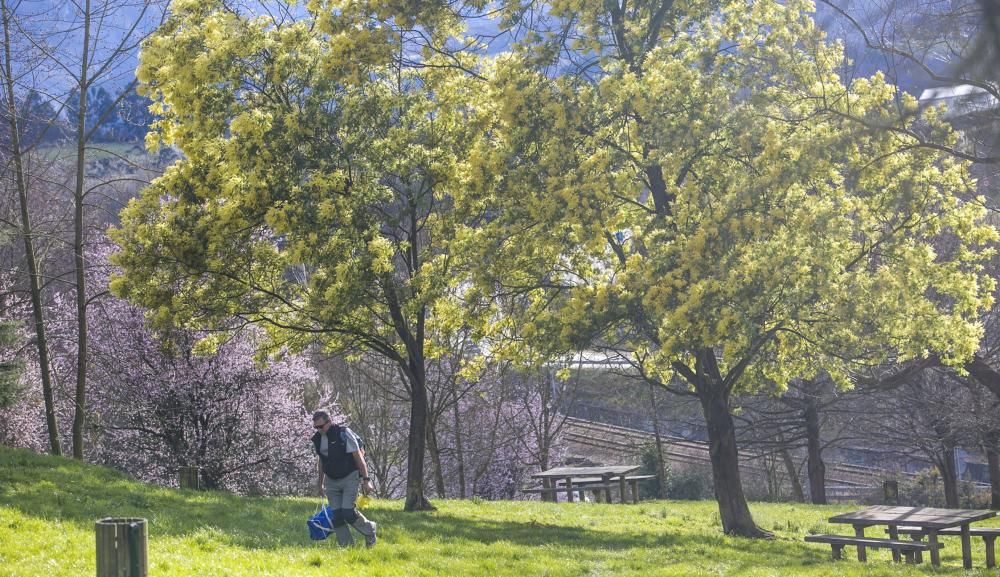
<box><xmin>58</xmin><ymin>0</ymin><xmax>166</xmax><ymax>458</ymax></box>
<box><xmin>423</xmin><ymin>333</ymin><xmax>483</xmax><ymax>498</ymax></box>
<box><xmin>0</xmin><ymin>0</ymin><xmax>61</xmax><ymax>454</ymax></box>
<box><xmin>0</xmin><ymin>0</ymin><xmax>167</xmax><ymax>458</ymax></box>
<box><xmin>868</xmin><ymin>369</ymin><xmax>974</xmax><ymax>507</ymax></box>
<box><xmin>959</xmin><ymin>374</ymin><xmax>1000</xmax><ymax>508</ymax></box>
<box><xmin>736</xmin><ymin>376</ymin><xmax>870</xmax><ymax>505</ymax></box>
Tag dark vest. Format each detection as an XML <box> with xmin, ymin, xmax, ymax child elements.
<box><xmin>313</xmin><ymin>426</ymin><xmax>358</xmax><ymax>480</ymax></box>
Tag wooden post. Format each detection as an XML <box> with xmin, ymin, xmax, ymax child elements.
<box><xmin>179</xmin><ymin>466</ymin><xmax>201</xmax><ymax>490</ymax></box>
<box><xmin>618</xmin><ymin>476</ymin><xmax>627</xmax><ymax>504</ymax></box>
<box><xmin>985</xmin><ymin>535</ymin><xmax>996</xmax><ymax>569</ymax></box>
<box><xmin>542</xmin><ymin>478</ymin><xmax>553</xmax><ymax>502</ymax></box>
<box><xmin>927</xmin><ymin>529</ymin><xmax>941</xmax><ymax>567</ymax></box>
<box><xmin>96</xmin><ymin>518</ymin><xmax>147</xmax><ymax>577</ymax></box>
<box><xmin>601</xmin><ymin>474</ymin><xmax>612</xmax><ymax>503</ymax></box>
<box><xmin>888</xmin><ymin>525</ymin><xmax>901</xmax><ymax>563</ymax></box>
<box><xmin>961</xmin><ymin>523</ymin><xmax>973</xmax><ymax>569</ymax></box>
<box><xmin>910</xmin><ymin>532</ymin><xmax>925</xmax><ymax>564</ymax></box>
<box><xmin>564</xmin><ymin>477</ymin><xmax>574</xmax><ymax>503</ymax></box>
<box><xmin>629</xmin><ymin>479</ymin><xmax>639</xmax><ymax>504</ymax></box>
<box><xmin>883</xmin><ymin>480</ymin><xmax>899</xmax><ymax>505</ymax></box>
<box><xmin>853</xmin><ymin>525</ymin><xmax>867</xmax><ymax>562</ymax></box>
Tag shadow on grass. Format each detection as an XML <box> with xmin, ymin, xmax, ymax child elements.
<box><xmin>0</xmin><ymin>446</ymin><xmax>844</xmax><ymax>571</ymax></box>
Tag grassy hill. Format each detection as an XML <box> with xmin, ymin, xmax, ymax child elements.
<box><xmin>1</xmin><ymin>446</ymin><xmax>997</xmax><ymax>576</ymax></box>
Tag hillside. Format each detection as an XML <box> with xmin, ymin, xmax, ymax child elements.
<box><xmin>0</xmin><ymin>446</ymin><xmax>996</xmax><ymax>576</ymax></box>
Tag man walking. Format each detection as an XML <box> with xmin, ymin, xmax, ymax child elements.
<box><xmin>312</xmin><ymin>410</ymin><xmax>377</xmax><ymax>547</ymax></box>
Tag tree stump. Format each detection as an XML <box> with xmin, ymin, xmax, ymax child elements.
<box><xmin>96</xmin><ymin>517</ymin><xmax>147</xmax><ymax>577</ymax></box>
<box><xmin>179</xmin><ymin>466</ymin><xmax>201</xmax><ymax>490</ymax></box>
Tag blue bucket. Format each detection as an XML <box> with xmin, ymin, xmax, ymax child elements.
<box><xmin>308</xmin><ymin>505</ymin><xmax>339</xmax><ymax>540</ymax></box>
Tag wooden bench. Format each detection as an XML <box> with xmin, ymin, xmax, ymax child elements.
<box><xmin>805</xmin><ymin>534</ymin><xmax>940</xmax><ymax>563</ymax></box>
<box><xmin>887</xmin><ymin>526</ymin><xmax>1000</xmax><ymax>567</ymax></box>
<box><xmin>571</xmin><ymin>475</ymin><xmax>657</xmax><ymax>484</ymax></box>
<box><xmin>623</xmin><ymin>475</ymin><xmax>655</xmax><ymax>504</ymax></box>
<box><xmin>562</xmin><ymin>474</ymin><xmax>657</xmax><ymax>504</ymax></box>
<box><xmin>521</xmin><ymin>485</ymin><xmax>616</xmax><ymax>500</ymax></box>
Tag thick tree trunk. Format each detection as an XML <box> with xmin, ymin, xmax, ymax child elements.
<box><xmin>403</xmin><ymin>358</ymin><xmax>434</xmax><ymax>511</ymax></box>
<box><xmin>939</xmin><ymin>443</ymin><xmax>960</xmax><ymax>509</ymax></box>
<box><xmin>71</xmin><ymin>0</ymin><xmax>91</xmax><ymax>460</ymax></box>
<box><xmin>987</xmin><ymin>444</ymin><xmax>1000</xmax><ymax>510</ymax></box>
<box><xmin>383</xmin><ymin>275</ymin><xmax>433</xmax><ymax>511</ymax></box>
<box><xmin>803</xmin><ymin>399</ymin><xmax>827</xmax><ymax>505</ymax></box>
<box><xmin>645</xmin><ymin>164</ymin><xmax>671</xmax><ymax>216</ymax></box>
<box><xmin>697</xmin><ymin>383</ymin><xmax>770</xmax><ymax>538</ymax></box>
<box><xmin>1</xmin><ymin>0</ymin><xmax>60</xmax><ymax>456</ymax></box>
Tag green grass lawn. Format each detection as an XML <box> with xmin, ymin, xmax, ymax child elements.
<box><xmin>1</xmin><ymin>446</ymin><xmax>998</xmax><ymax>577</ymax></box>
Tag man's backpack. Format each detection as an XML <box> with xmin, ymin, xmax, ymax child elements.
<box><xmin>340</xmin><ymin>424</ymin><xmax>365</xmax><ymax>451</ymax></box>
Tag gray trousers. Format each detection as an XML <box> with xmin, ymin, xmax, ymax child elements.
<box><xmin>325</xmin><ymin>470</ymin><xmax>375</xmax><ymax>546</ymax></box>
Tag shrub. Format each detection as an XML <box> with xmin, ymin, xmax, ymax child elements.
<box><xmin>892</xmin><ymin>469</ymin><xmax>991</xmax><ymax>509</ymax></box>
<box><xmin>637</xmin><ymin>443</ymin><xmax>714</xmax><ymax>501</ymax></box>
<box><xmin>667</xmin><ymin>464</ymin><xmax>714</xmax><ymax>500</ymax></box>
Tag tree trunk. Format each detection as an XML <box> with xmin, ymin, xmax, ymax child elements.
<box><xmin>939</xmin><ymin>443</ymin><xmax>960</xmax><ymax>509</ymax></box>
<box><xmin>648</xmin><ymin>383</ymin><xmax>668</xmax><ymax>498</ymax></box>
<box><xmin>779</xmin><ymin>444</ymin><xmax>805</xmax><ymax>503</ymax></box>
<box><xmin>696</xmin><ymin>380</ymin><xmax>770</xmax><ymax>538</ymax></box>
<box><xmin>539</xmin><ymin>371</ymin><xmax>553</xmax><ymax>472</ymax></box>
<box><xmin>383</xmin><ymin>274</ymin><xmax>433</xmax><ymax>511</ymax></box>
<box><xmin>426</xmin><ymin>417</ymin><xmax>446</xmax><ymax>498</ymax></box>
<box><xmin>451</xmin><ymin>396</ymin><xmax>466</xmax><ymax>499</ymax></box>
<box><xmin>403</xmin><ymin>357</ymin><xmax>434</xmax><ymax>511</ymax></box>
<box><xmin>987</xmin><ymin>444</ymin><xmax>1000</xmax><ymax>510</ymax></box>
<box><xmin>71</xmin><ymin>0</ymin><xmax>91</xmax><ymax>460</ymax></box>
<box><xmin>803</xmin><ymin>398</ymin><xmax>827</xmax><ymax>504</ymax></box>
<box><xmin>1</xmin><ymin>0</ymin><xmax>60</xmax><ymax>456</ymax></box>
<box><xmin>645</xmin><ymin>163</ymin><xmax>671</xmax><ymax>216</ymax></box>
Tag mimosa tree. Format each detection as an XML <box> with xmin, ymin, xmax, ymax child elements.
<box><xmin>456</xmin><ymin>0</ymin><xmax>997</xmax><ymax>536</ymax></box>
<box><xmin>112</xmin><ymin>0</ymin><xmax>491</xmax><ymax>511</ymax></box>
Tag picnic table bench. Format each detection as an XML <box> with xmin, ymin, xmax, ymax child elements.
<box><xmin>524</xmin><ymin>466</ymin><xmax>653</xmax><ymax>503</ymax></box>
<box><xmin>804</xmin><ymin>534</ymin><xmax>940</xmax><ymax>564</ymax></box>
<box><xmin>886</xmin><ymin>525</ymin><xmax>1000</xmax><ymax>567</ymax></box>
<box><xmin>564</xmin><ymin>474</ymin><xmax>656</xmax><ymax>503</ymax></box>
<box><xmin>806</xmin><ymin>506</ymin><xmax>997</xmax><ymax>569</ymax></box>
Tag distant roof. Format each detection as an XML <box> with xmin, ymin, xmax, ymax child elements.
<box><xmin>918</xmin><ymin>84</ymin><xmax>997</xmax><ymax>120</ymax></box>
<box><xmin>544</xmin><ymin>349</ymin><xmax>636</xmax><ymax>369</ymax></box>
<box><xmin>575</xmin><ymin>350</ymin><xmax>634</xmax><ymax>367</ymax></box>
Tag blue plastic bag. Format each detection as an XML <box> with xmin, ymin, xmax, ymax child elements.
<box><xmin>308</xmin><ymin>505</ymin><xmax>339</xmax><ymax>540</ymax></box>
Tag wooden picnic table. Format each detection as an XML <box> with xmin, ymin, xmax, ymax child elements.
<box><xmin>531</xmin><ymin>465</ymin><xmax>640</xmax><ymax>503</ymax></box>
<box><xmin>829</xmin><ymin>505</ymin><xmax>997</xmax><ymax>568</ymax></box>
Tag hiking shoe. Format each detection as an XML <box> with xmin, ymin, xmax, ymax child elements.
<box><xmin>365</xmin><ymin>522</ymin><xmax>377</xmax><ymax>548</ymax></box>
